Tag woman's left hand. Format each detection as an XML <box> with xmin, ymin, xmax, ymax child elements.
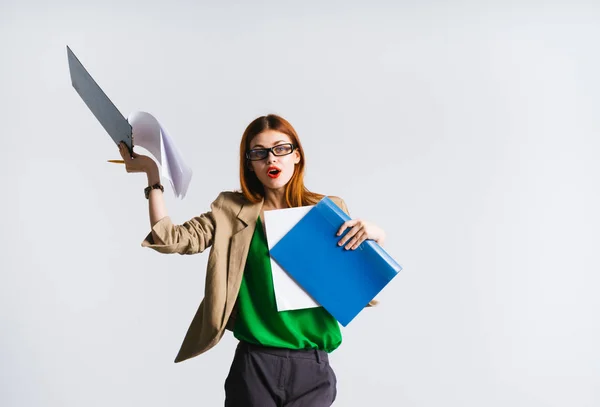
<box><xmin>336</xmin><ymin>219</ymin><xmax>386</xmax><ymax>250</ymax></box>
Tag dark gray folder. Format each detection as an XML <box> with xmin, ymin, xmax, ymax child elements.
<box><xmin>67</xmin><ymin>46</ymin><xmax>133</xmax><ymax>153</ymax></box>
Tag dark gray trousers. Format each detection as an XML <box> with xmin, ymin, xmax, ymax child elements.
<box><xmin>224</xmin><ymin>341</ymin><xmax>337</xmax><ymax>407</ymax></box>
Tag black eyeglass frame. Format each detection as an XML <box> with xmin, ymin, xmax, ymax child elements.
<box><xmin>246</xmin><ymin>143</ymin><xmax>297</xmax><ymax>161</ymax></box>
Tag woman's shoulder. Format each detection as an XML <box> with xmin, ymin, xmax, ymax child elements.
<box><xmin>312</xmin><ymin>193</ymin><xmax>349</xmax><ymax>215</ymax></box>
<box><xmin>324</xmin><ymin>195</ymin><xmax>345</xmax><ymax>203</ymax></box>
<box><xmin>305</xmin><ymin>191</ymin><xmax>344</xmax><ymax>204</ymax></box>
<box><xmin>317</xmin><ymin>193</ymin><xmax>345</xmax><ymax>205</ymax></box>
<box><xmin>216</xmin><ymin>189</ymin><xmax>245</xmax><ymax>202</ymax></box>
<box><xmin>211</xmin><ymin>190</ymin><xmax>246</xmax><ymax>208</ymax></box>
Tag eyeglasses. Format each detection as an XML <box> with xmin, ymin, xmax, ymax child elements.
<box><xmin>246</xmin><ymin>143</ymin><xmax>296</xmax><ymax>161</ymax></box>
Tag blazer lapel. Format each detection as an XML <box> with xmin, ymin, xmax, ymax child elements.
<box><xmin>224</xmin><ymin>198</ymin><xmax>263</xmax><ymax>323</ymax></box>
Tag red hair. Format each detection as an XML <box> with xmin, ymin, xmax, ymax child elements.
<box><xmin>239</xmin><ymin>114</ymin><xmax>323</xmax><ymax>207</ymax></box>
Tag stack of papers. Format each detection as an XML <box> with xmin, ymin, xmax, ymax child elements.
<box><xmin>128</xmin><ymin>111</ymin><xmax>192</xmax><ymax>199</ymax></box>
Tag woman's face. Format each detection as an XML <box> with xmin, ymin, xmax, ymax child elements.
<box><xmin>248</xmin><ymin>130</ymin><xmax>301</xmax><ymax>192</ymax></box>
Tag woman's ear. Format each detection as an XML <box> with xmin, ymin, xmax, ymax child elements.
<box><xmin>294</xmin><ymin>150</ymin><xmax>301</xmax><ymax>165</ymax></box>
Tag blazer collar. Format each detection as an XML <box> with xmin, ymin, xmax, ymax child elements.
<box><xmin>236</xmin><ymin>197</ymin><xmax>264</xmax><ymax>227</ymax></box>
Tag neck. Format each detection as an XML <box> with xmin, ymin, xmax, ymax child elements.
<box><xmin>262</xmin><ymin>187</ymin><xmax>287</xmax><ymax>210</ymax></box>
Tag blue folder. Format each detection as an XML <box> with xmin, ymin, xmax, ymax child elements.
<box><xmin>269</xmin><ymin>196</ymin><xmax>402</xmax><ymax>326</ymax></box>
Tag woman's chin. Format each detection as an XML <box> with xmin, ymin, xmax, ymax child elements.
<box><xmin>261</xmin><ymin>177</ymin><xmax>290</xmax><ymax>191</ymax></box>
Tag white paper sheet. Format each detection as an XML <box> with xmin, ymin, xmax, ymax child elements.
<box><xmin>127</xmin><ymin>111</ymin><xmax>192</xmax><ymax>199</ymax></box>
<box><xmin>262</xmin><ymin>206</ymin><xmax>321</xmax><ymax>311</ymax></box>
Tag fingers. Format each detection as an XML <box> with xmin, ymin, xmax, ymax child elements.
<box><xmin>118</xmin><ymin>142</ymin><xmax>127</xmax><ymax>159</ymax></box>
<box><xmin>337</xmin><ymin>219</ymin><xmax>356</xmax><ymax>237</ymax></box>
<box><xmin>348</xmin><ymin>230</ymin><xmax>367</xmax><ymax>250</ymax></box>
<box><xmin>345</xmin><ymin>230</ymin><xmax>366</xmax><ymax>250</ymax></box>
<box><xmin>118</xmin><ymin>142</ymin><xmax>132</xmax><ymax>160</ymax></box>
<box><xmin>337</xmin><ymin>220</ymin><xmax>366</xmax><ymax>250</ymax></box>
<box><xmin>118</xmin><ymin>142</ymin><xmax>140</xmax><ymax>173</ymax></box>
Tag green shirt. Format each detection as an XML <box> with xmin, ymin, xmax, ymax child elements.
<box><xmin>233</xmin><ymin>217</ymin><xmax>342</xmax><ymax>352</ymax></box>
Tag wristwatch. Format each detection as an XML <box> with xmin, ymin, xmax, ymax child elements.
<box><xmin>144</xmin><ymin>182</ymin><xmax>164</xmax><ymax>199</ymax></box>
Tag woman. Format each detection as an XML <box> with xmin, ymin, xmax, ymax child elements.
<box><xmin>118</xmin><ymin>114</ymin><xmax>386</xmax><ymax>407</ymax></box>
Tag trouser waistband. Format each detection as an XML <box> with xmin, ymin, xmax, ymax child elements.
<box><xmin>237</xmin><ymin>340</ymin><xmax>328</xmax><ymax>363</ymax></box>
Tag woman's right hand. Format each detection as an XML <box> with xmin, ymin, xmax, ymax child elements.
<box><xmin>118</xmin><ymin>142</ymin><xmax>167</xmax><ymax>225</ymax></box>
<box><xmin>118</xmin><ymin>142</ymin><xmax>158</xmax><ymax>176</ymax></box>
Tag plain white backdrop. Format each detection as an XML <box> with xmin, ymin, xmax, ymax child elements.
<box><xmin>1</xmin><ymin>1</ymin><xmax>599</xmax><ymax>406</ymax></box>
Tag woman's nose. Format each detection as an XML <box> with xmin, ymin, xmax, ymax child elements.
<box><xmin>266</xmin><ymin>152</ymin><xmax>278</xmax><ymax>163</ymax></box>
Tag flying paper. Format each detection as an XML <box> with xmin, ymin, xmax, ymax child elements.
<box><xmin>128</xmin><ymin>111</ymin><xmax>192</xmax><ymax>199</ymax></box>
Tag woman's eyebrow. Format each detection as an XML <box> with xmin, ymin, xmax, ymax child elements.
<box><xmin>251</xmin><ymin>140</ymin><xmax>288</xmax><ymax>149</ymax></box>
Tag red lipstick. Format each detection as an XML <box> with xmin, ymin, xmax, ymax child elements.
<box><xmin>267</xmin><ymin>166</ymin><xmax>281</xmax><ymax>179</ymax></box>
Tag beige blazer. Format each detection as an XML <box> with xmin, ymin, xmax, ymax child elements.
<box><xmin>142</xmin><ymin>191</ymin><xmax>367</xmax><ymax>363</ymax></box>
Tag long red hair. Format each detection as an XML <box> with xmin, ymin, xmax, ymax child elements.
<box><xmin>239</xmin><ymin>114</ymin><xmax>323</xmax><ymax>207</ymax></box>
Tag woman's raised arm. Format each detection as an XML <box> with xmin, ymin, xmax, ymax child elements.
<box><xmin>118</xmin><ymin>142</ymin><xmax>167</xmax><ymax>228</ymax></box>
<box><xmin>118</xmin><ymin>142</ymin><xmax>218</xmax><ymax>255</ymax></box>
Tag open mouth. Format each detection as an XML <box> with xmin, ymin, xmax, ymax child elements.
<box><xmin>267</xmin><ymin>167</ymin><xmax>281</xmax><ymax>178</ymax></box>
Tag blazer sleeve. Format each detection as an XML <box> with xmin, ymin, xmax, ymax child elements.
<box><xmin>140</xmin><ymin>192</ymin><xmax>223</xmax><ymax>255</ymax></box>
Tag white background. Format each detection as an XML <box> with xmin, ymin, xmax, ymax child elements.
<box><xmin>1</xmin><ymin>1</ymin><xmax>598</xmax><ymax>406</ymax></box>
